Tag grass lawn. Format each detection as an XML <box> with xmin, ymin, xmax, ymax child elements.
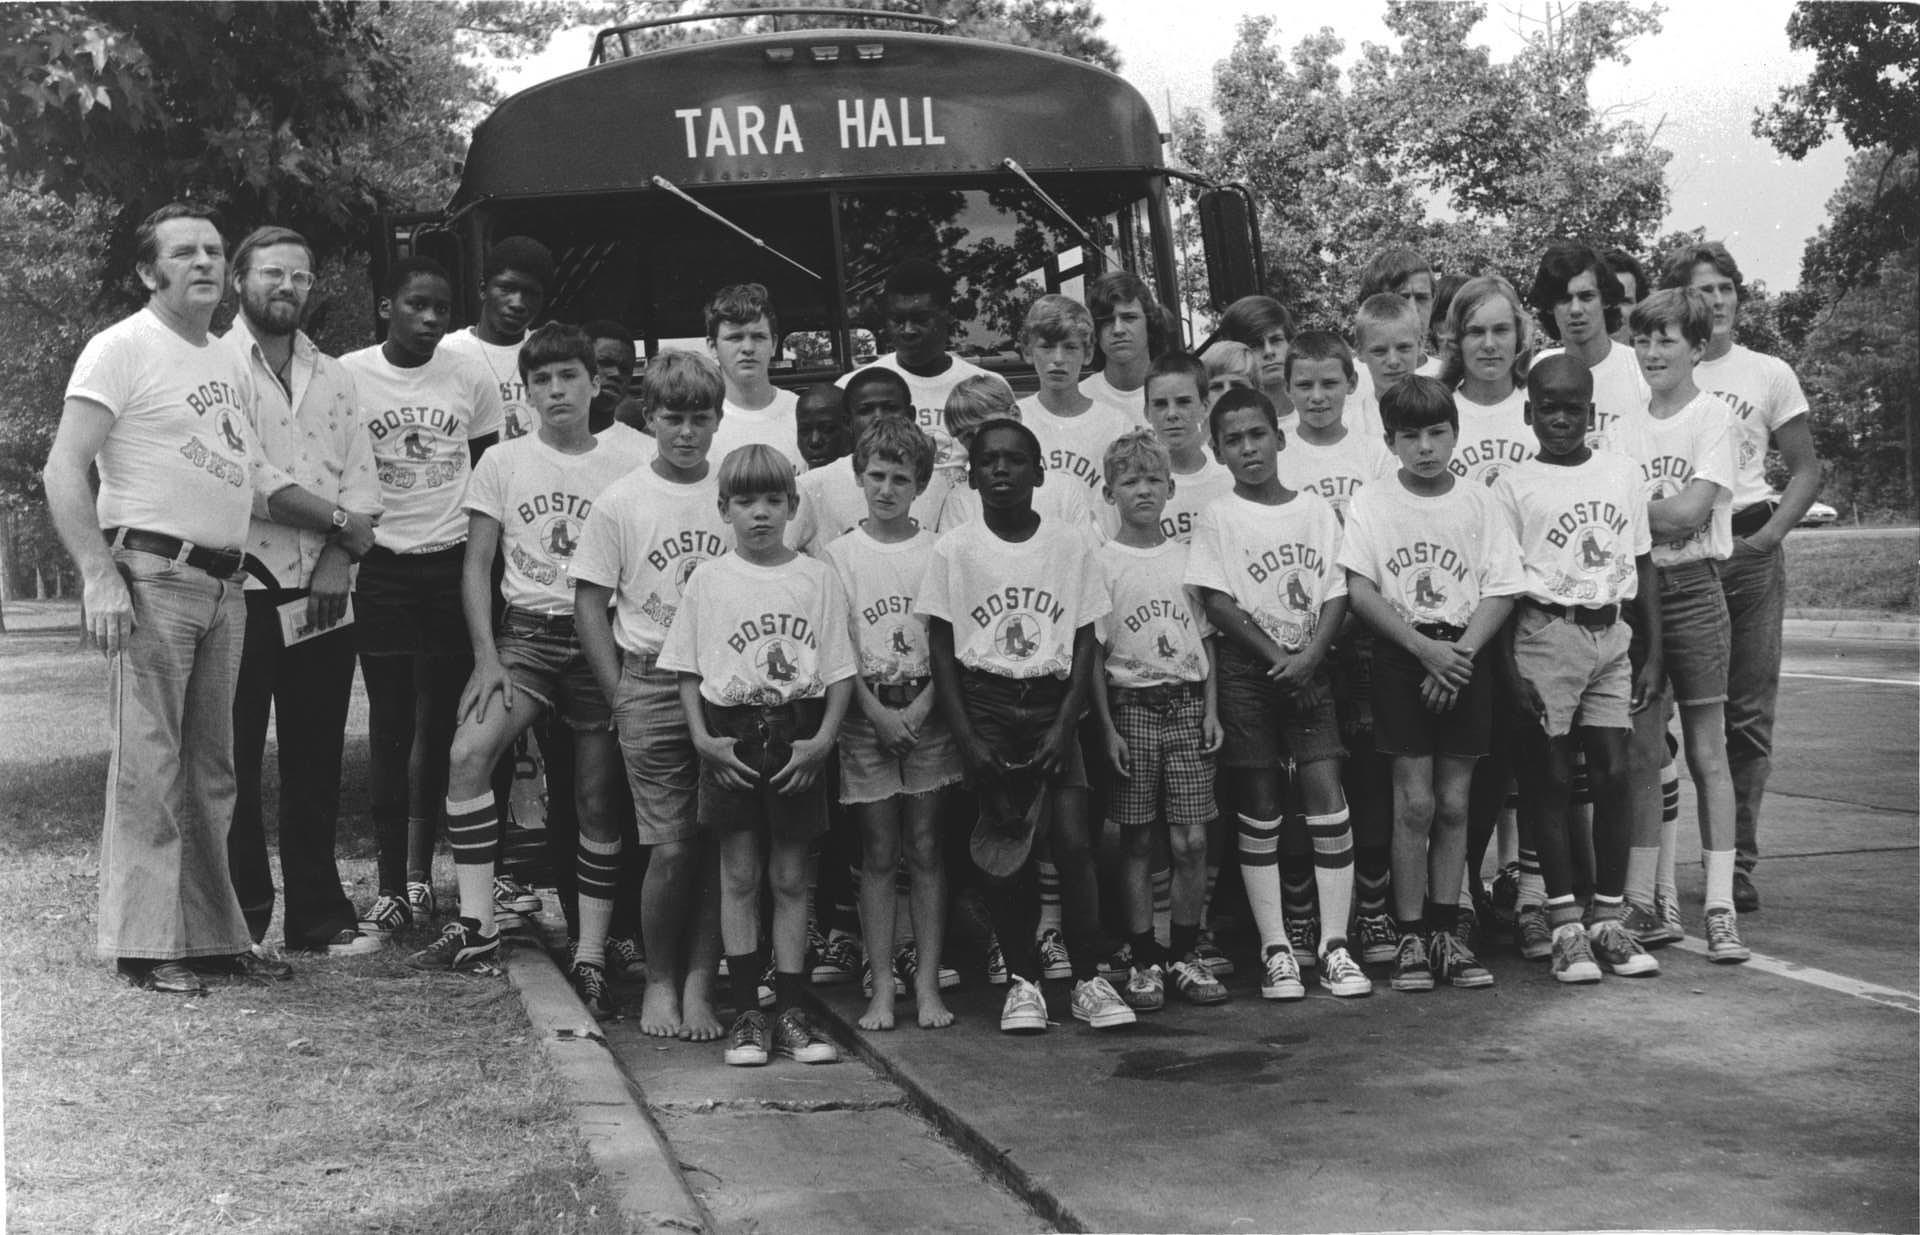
<box><xmin>1783</xmin><ymin>530</ymin><xmax>1919</xmax><ymax>618</ymax></box>
<box><xmin>0</xmin><ymin>604</ymin><xmax>629</xmax><ymax>1234</ymax></box>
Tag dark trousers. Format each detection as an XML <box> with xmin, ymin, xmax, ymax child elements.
<box><xmin>229</xmin><ymin>589</ymin><xmax>360</xmax><ymax>949</ymax></box>
<box><xmin>360</xmin><ymin>650</ymin><xmax>468</xmax><ymax>895</ymax></box>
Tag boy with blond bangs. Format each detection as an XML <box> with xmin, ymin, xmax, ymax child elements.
<box><xmin>1092</xmin><ymin>430</ymin><xmax>1228</xmax><ymax>1008</ymax></box>
<box><xmin>1351</xmin><ymin>293</ymin><xmax>1428</xmax><ymax>446</ymax></box>
<box><xmin>573</xmin><ymin>350</ymin><xmax>732</xmax><ymax>1043</ymax></box>
<box><xmin>660</xmin><ymin>445</ymin><xmax>857</xmax><ymax>1065</ymax></box>
<box><xmin>1186</xmin><ymin>388</ymin><xmax>1370</xmax><ymax>1001</ymax></box>
<box><xmin>1016</xmin><ymin>294</ymin><xmax>1133</xmax><ymax>506</ymax></box>
<box><xmin>1200</xmin><ymin>340</ymin><xmax>1260</xmax><ymax>409</ymax></box>
<box><xmin>825</xmin><ymin>418</ymin><xmax>962</xmax><ymax>1029</ymax></box>
<box><xmin>1337</xmin><ymin>376</ymin><xmax>1524</xmax><ymax>992</ymax></box>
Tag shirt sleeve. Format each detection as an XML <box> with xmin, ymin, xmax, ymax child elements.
<box><xmin>913</xmin><ymin>537</ymin><xmax>956</xmax><ymax>625</ymax></box>
<box><xmin>570</xmin><ymin>492</ymin><xmax>626</xmax><ymax>590</ymax></box>
<box><xmin>1182</xmin><ymin>507</ymin><xmax>1229</xmax><ymax>593</ymax></box>
<box><xmin>462</xmin><ymin>447</ymin><xmax>508</xmax><ymax>519</ymax></box>
<box><xmin>1335</xmin><ymin>495</ymin><xmax>1381</xmax><ymax>586</ymax></box>
<box><xmin>1476</xmin><ymin>490</ymin><xmax>1529</xmax><ymax>599</ymax></box>
<box><xmin>1766</xmin><ymin>356</ymin><xmax>1810</xmax><ymax>430</ymax></box>
<box><xmin>1318</xmin><ymin>502</ymin><xmax>1348</xmax><ymax>602</ymax></box>
<box><xmin>468</xmin><ymin>367</ymin><xmax>506</xmax><ymax>441</ymax></box>
<box><xmin>1074</xmin><ymin>535</ymin><xmax>1112</xmax><ymax>628</ymax></box>
<box><xmin>1625</xmin><ymin>461</ymin><xmax>1653</xmax><ymax>556</ymax></box>
<box><xmin>1693</xmin><ymin>402</ymin><xmax>1738</xmax><ymax>492</ymax></box>
<box><xmin>815</xmin><ymin>566</ymin><xmax>858</xmax><ymax>686</ymax></box>
<box><xmin>655</xmin><ymin>569</ymin><xmax>703</xmax><ymax>675</ymax></box>
<box><xmin>64</xmin><ymin>328</ymin><xmax>134</xmax><ymax>415</ymax></box>
<box><xmin>338</xmin><ymin>373</ymin><xmax>382</xmax><ymax>518</ymax></box>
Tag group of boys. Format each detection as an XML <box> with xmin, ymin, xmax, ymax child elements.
<box><xmin>59</xmin><ymin>207</ymin><xmax>1814</xmax><ymax>1068</ymax></box>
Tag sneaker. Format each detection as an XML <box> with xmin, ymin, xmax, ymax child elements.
<box><xmin>1451</xmin><ymin>908</ymin><xmax>1478</xmax><ymax>956</ymax></box>
<box><xmin>984</xmin><ymin>936</ymin><xmax>1009</xmax><ymax>986</ymax></box>
<box><xmin>1620</xmin><ymin>899</ymin><xmax>1678</xmax><ymax>948</ymax></box>
<box><xmin>1168</xmin><ymin>954</ymin><xmax>1230</xmax><ymax>1005</ymax></box>
<box><xmin>1194</xmin><ymin>932</ymin><xmax>1235</xmax><ymax>977</ymax></box>
<box><xmin>1733</xmin><ymin>870</ymin><xmax>1760</xmax><ymax>914</ymax></box>
<box><xmin>758</xmin><ymin>961</ymin><xmax>777</xmax><ymax>1009</ymax></box>
<box><xmin>1036</xmin><ymin>928</ymin><xmax>1072</xmax><ymax>980</ymax></box>
<box><xmin>570</xmin><ymin>961</ymin><xmax>617</xmax><ymax>1020</ymax></box>
<box><xmin>606</xmin><ymin>936</ymin><xmax>648</xmax><ymax>981</ymax></box>
<box><xmin>1284</xmin><ymin>916</ymin><xmax>1320</xmax><ymax>970</ymax></box>
<box><xmin>358</xmin><ymin>894</ymin><xmax>411</xmax><ymax>938</ymax></box>
<box><xmin>1489</xmin><ymin>861</ymin><xmax>1521</xmax><ymax>927</ymax></box>
<box><xmin>1390</xmin><ymin>932</ymin><xmax>1434</xmax><ymax>992</ymax></box>
<box><xmin>1429</xmin><ymin>930</ymin><xmax>1494</xmax><ymax>989</ymax></box>
<box><xmin>492</xmin><ymin>875</ymin><xmax>542</xmax><ymax>916</ymax></box>
<box><xmin>317</xmin><ymin>928</ymin><xmax>383</xmax><ymax>957</ymax></box>
<box><xmin>1355</xmin><ymin>913</ymin><xmax>1399</xmax><ymax>965</ymax></box>
<box><xmin>1122</xmin><ymin>964</ymin><xmax>1165</xmax><ymax>1012</ymax></box>
<box><xmin>1259</xmin><ymin>945</ymin><xmax>1305</xmax><ymax>1001</ymax></box>
<box><xmin>1588</xmin><ymin>918</ymin><xmax>1659</xmax><ymax>977</ymax></box>
<box><xmin>893</xmin><ymin>942</ymin><xmax>961</xmax><ymax>992</ymax></box>
<box><xmin>1096</xmin><ymin>944</ymin><xmax>1132</xmax><ymax>985</ymax></box>
<box><xmin>1516</xmin><ymin>905</ymin><xmax>1553</xmax><ymax>961</ymax></box>
<box><xmin>1318</xmin><ymin>945</ymin><xmax>1373</xmax><ymax>998</ymax></box>
<box><xmin>406</xmin><ymin>880</ymin><xmax>437</xmax><ymax>922</ymax></box>
<box><xmin>810</xmin><ymin>933</ymin><xmax>861</xmax><ymax>986</ymax></box>
<box><xmin>406</xmin><ymin>918</ymin><xmax>500</xmax><ymax>971</ymax></box>
<box><xmin>1071</xmin><ymin>976</ymin><xmax>1137</xmax><ymax>1028</ymax></box>
<box><xmin>772</xmin><ymin>1007</ymin><xmax>840</xmax><ymax>1064</ymax></box>
<box><xmin>860</xmin><ymin>959</ymin><xmax>906</xmax><ymax>998</ymax></box>
<box><xmin>1655</xmin><ymin>890</ymin><xmax>1686</xmax><ymax>942</ymax></box>
<box><xmin>1550</xmin><ymin>923</ymin><xmax>1603</xmax><ymax>984</ymax></box>
<box><xmin>1000</xmin><ymin>975</ymin><xmax>1049</xmax><ymax>1033</ymax></box>
<box><xmin>1704</xmin><ymin>908</ymin><xmax>1750</xmax><ymax>964</ymax></box>
<box><xmin>724</xmin><ymin>1009</ymin><xmax>770</xmax><ymax>1066</ymax></box>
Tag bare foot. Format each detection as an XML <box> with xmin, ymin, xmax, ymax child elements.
<box><xmin>916</xmin><ymin>990</ymin><xmax>955</xmax><ymax>1029</ymax></box>
<box><xmin>639</xmin><ymin>982</ymin><xmax>682</xmax><ymax>1038</ymax></box>
<box><xmin>679</xmin><ymin>993</ymin><xmax>724</xmax><ymax>1042</ymax></box>
<box><xmin>858</xmin><ymin>990</ymin><xmax>896</xmax><ymax>1031</ymax></box>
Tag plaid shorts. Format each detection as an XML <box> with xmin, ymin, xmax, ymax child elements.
<box><xmin>1108</xmin><ymin>681</ymin><xmax>1216</xmax><ymax>828</ymax></box>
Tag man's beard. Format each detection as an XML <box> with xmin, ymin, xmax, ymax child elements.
<box><xmin>244</xmin><ymin>292</ymin><xmax>301</xmax><ymax>337</ymax></box>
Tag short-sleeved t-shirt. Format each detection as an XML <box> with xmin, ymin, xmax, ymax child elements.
<box><xmin>1450</xmin><ymin>387</ymin><xmax>1534</xmax><ymax>487</ymax></box>
<box><xmin>439</xmin><ymin>329</ymin><xmax>534</xmax><ymax>440</ymax></box>
<box><xmin>341</xmin><ymin>344</ymin><xmax>504</xmax><ymax>553</ymax></box>
<box><xmin>597</xmin><ymin>420</ymin><xmax>656</xmax><ymax>464</ymax></box>
<box><xmin>1534</xmin><ymin>342</ymin><xmax>1649</xmax><ymax>447</ymax></box>
<box><xmin>1609</xmin><ymin>392</ymin><xmax>1737</xmax><ymax>567</ymax></box>
<box><xmin>839</xmin><ymin>353</ymin><xmax>991</xmax><ymax>470</ymax></box>
<box><xmin>1276</xmin><ymin>429</ymin><xmax>1396</xmax><ymax>524</ymax></box>
<box><xmin>937</xmin><ymin>472</ymin><xmax>1096</xmax><ymax>536</ymax></box>
<box><xmin>824</xmin><ymin>525</ymin><xmax>939</xmax><ymax>684</ymax></box>
<box><xmin>1185</xmin><ymin>490</ymin><xmax>1347</xmax><ymax>653</ymax></box>
<box><xmin>463</xmin><ymin>433</ymin><xmax>650</xmax><ymax>613</ymax></box>
<box><xmin>1079</xmin><ymin>371</ymin><xmax>1151</xmax><ymax>428</ymax></box>
<box><xmin>1097</xmin><ymin>539</ymin><xmax>1211</xmax><ymax>687</ymax></box>
<box><xmin>1016</xmin><ymin>396</ymin><xmax>1135</xmax><ymax>503</ymax></box>
<box><xmin>714</xmin><ymin>387</ymin><xmax>805</xmax><ymax>474</ymax></box>
<box><xmin>1693</xmin><ymin>344</ymin><xmax>1809</xmax><ymax>512</ymax></box>
<box><xmin>1093</xmin><ymin>455</ymin><xmax>1234</xmax><ymax>543</ymax></box>
<box><xmin>916</xmin><ymin>517</ymin><xmax>1109</xmax><ymax>680</ymax></box>
<box><xmin>657</xmin><ymin>551</ymin><xmax>856</xmax><ymax>706</ymax></box>
<box><xmin>570</xmin><ymin>465</ymin><xmax>730</xmax><ymax>656</ymax></box>
<box><xmin>1337</xmin><ymin>477</ymin><xmax>1526</xmax><ymax>630</ymax></box>
<box><xmin>66</xmin><ymin>308</ymin><xmax>259</xmax><ymax>549</ymax></box>
<box><xmin>1492</xmin><ymin>451</ymin><xmax>1650</xmax><ymax>607</ymax></box>
<box><xmin>787</xmin><ymin>452</ymin><xmax>951</xmax><ymax>555</ymax></box>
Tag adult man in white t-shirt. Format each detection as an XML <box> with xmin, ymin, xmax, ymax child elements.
<box><xmin>1079</xmin><ymin>271</ymin><xmax>1158</xmax><ymax>426</ymax></box>
<box><xmin>43</xmin><ymin>204</ymin><xmax>289</xmax><ymax>993</ymax></box>
<box><xmin>708</xmin><ymin>282</ymin><xmax>806</xmax><ymax>471</ymax></box>
<box><xmin>1527</xmin><ymin>242</ymin><xmax>1650</xmax><ymax>444</ymax></box>
<box><xmin>440</xmin><ymin>235</ymin><xmax>554</xmax><ymax>440</ymax></box>
<box><xmin>1664</xmin><ymin>242</ymin><xmax>1822</xmax><ymax>912</ymax></box>
<box><xmin>841</xmin><ymin>258</ymin><xmax>990</xmax><ymax>468</ymax></box>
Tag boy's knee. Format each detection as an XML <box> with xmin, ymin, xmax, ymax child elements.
<box><xmin>1168</xmin><ymin>823</ymin><xmax>1206</xmax><ymax>865</ymax></box>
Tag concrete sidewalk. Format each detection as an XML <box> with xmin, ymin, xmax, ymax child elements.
<box><xmin>1784</xmin><ymin>613</ymin><xmax>1917</xmax><ymax>642</ymax></box>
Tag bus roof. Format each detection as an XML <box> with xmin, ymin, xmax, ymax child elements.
<box><xmin>450</xmin><ymin>29</ymin><xmax>1167</xmax><ymax>211</ymax></box>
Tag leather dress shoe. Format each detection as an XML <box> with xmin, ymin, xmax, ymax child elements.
<box><xmin>116</xmin><ymin>959</ymin><xmax>207</xmax><ymax>994</ymax></box>
<box><xmin>189</xmin><ymin>948</ymin><xmax>295</xmax><ymax>980</ymax></box>
<box><xmin>1732</xmin><ymin>870</ymin><xmax>1760</xmax><ymax>914</ymax></box>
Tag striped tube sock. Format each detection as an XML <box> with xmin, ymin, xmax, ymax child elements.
<box><xmin>1200</xmin><ymin>862</ymin><xmax>1221</xmax><ymax>931</ymax></box>
<box><xmin>1546</xmin><ymin>893</ymin><xmax>1582</xmax><ymax>931</ymax></box>
<box><xmin>1307</xmin><ymin>809</ymin><xmax>1354</xmax><ymax>953</ymax></box>
<box><xmin>1589</xmin><ymin>892</ymin><xmax>1625</xmax><ymax>924</ymax></box>
<box><xmin>575</xmin><ymin>833</ymin><xmax>622</xmax><ymax>967</ymax></box>
<box><xmin>1355</xmin><ymin>847</ymin><xmax>1391</xmax><ymax>917</ymax></box>
<box><xmin>446</xmin><ymin>793</ymin><xmax>498</xmax><ymax>935</ymax></box>
<box><xmin>1703</xmin><ymin>849</ymin><xmax>1736</xmax><ymax>914</ymax></box>
<box><xmin>1517</xmin><ymin>847</ymin><xmax>1545</xmax><ymax>910</ymax></box>
<box><xmin>1151</xmin><ymin>866</ymin><xmax>1172</xmax><ymax>947</ymax></box>
<box><xmin>1236</xmin><ymin>813</ymin><xmax>1287</xmax><ymax>953</ymax></box>
<box><xmin>1037</xmin><ymin>860</ymin><xmax>1063</xmax><ymax>936</ymax></box>
<box><xmin>1657</xmin><ymin>807</ymin><xmax>1680</xmax><ymax>903</ymax></box>
<box><xmin>1280</xmin><ymin>856</ymin><xmax>1316</xmax><ymax>923</ymax></box>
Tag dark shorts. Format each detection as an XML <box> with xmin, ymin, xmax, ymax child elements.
<box><xmin>955</xmin><ymin>670</ymin><xmax>1090</xmax><ymax>790</ymax></box>
<box><xmin>698</xmin><ymin>698</ymin><xmax>830</xmax><ymax>840</ymax></box>
<box><xmin>1370</xmin><ymin>634</ymin><xmax>1495</xmax><ymax>759</ymax></box>
<box><xmin>351</xmin><ymin>544</ymin><xmax>468</xmax><ymax>657</ymax></box>
<box><xmin>1215</xmin><ymin>641</ymin><xmax>1345</xmax><ymax>769</ymax></box>
<box><xmin>1656</xmin><ymin>560</ymin><xmax>1730</xmax><ymax>707</ymax></box>
<box><xmin>494</xmin><ymin>608</ymin><xmax>611</xmax><ymax>730</ymax></box>
<box><xmin>1108</xmin><ymin>683</ymin><xmax>1215</xmax><ymax>828</ymax></box>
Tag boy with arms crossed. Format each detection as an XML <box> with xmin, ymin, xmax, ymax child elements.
<box><xmin>573</xmin><ymin>352</ymin><xmax>732</xmax><ymax>1040</ymax></box>
<box><xmin>1338</xmin><ymin>377</ymin><xmax>1523</xmax><ymax>991</ymax></box>
<box><xmin>1186</xmin><ymin>389</ymin><xmax>1369</xmax><ymax>1000</ymax></box>
<box><xmin>660</xmin><ymin>446</ymin><xmax>856</xmax><ymax>1065</ymax></box>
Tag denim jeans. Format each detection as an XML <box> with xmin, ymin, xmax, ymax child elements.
<box><xmin>99</xmin><ymin>549</ymin><xmax>252</xmax><ymax>960</ymax></box>
<box><xmin>1722</xmin><ymin>537</ymin><xmax>1786</xmax><ymax>872</ymax></box>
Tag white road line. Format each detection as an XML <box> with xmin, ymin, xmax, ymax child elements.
<box><xmin>1671</xmin><ymin>938</ymin><xmax>1920</xmax><ymax>1013</ymax></box>
<box><xmin>1779</xmin><ymin>671</ymin><xmax>1919</xmax><ymax>687</ymax></box>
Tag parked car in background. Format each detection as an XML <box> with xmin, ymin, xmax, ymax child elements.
<box><xmin>1767</xmin><ymin>489</ymin><xmax>1840</xmax><ymax>527</ymax></box>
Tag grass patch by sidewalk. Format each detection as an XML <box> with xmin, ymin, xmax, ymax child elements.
<box><xmin>1784</xmin><ymin>531</ymin><xmax>1917</xmax><ymax>618</ymax></box>
<box><xmin>1</xmin><ymin>633</ymin><xmax>631</xmax><ymax>1235</ymax></box>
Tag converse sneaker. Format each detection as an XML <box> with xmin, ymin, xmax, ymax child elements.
<box><xmin>1390</xmin><ymin>932</ymin><xmax>1434</xmax><ymax>992</ymax></box>
<box><xmin>1284</xmin><ymin>916</ymin><xmax>1320</xmax><ymax>970</ymax></box>
<box><xmin>772</xmin><ymin>1007</ymin><xmax>840</xmax><ymax>1064</ymax></box>
<box><xmin>1588</xmin><ymin>918</ymin><xmax>1659</xmax><ymax>977</ymax></box>
<box><xmin>1550</xmin><ymin>923</ymin><xmax>1602</xmax><ymax>984</ymax></box>
<box><xmin>492</xmin><ymin>875</ymin><xmax>542</xmax><ymax>916</ymax></box>
<box><xmin>315</xmin><ymin>928</ymin><xmax>383</xmax><ymax>957</ymax></box>
<box><xmin>1259</xmin><ymin>944</ymin><xmax>1305</xmax><ymax>1001</ymax></box>
<box><xmin>358</xmin><ymin>893</ymin><xmax>411</xmax><ymax>939</ymax></box>
<box><xmin>1070</xmin><ymin>976</ymin><xmax>1137</xmax><ymax>1028</ymax></box>
<box><xmin>984</xmin><ymin>935</ymin><xmax>1009</xmax><ymax>986</ymax></box>
<box><xmin>1515</xmin><ymin>905</ymin><xmax>1553</xmax><ymax>961</ymax></box>
<box><xmin>1429</xmin><ymin>930</ymin><xmax>1494</xmax><ymax>989</ymax></box>
<box><xmin>758</xmin><ymin>961</ymin><xmax>777</xmax><ymax>1008</ymax></box>
<box><xmin>606</xmin><ymin>936</ymin><xmax>648</xmax><ymax>981</ymax></box>
<box><xmin>999</xmin><ymin>975</ymin><xmax>1048</xmax><ymax>1033</ymax></box>
<box><xmin>1168</xmin><ymin>954</ymin><xmax>1230</xmax><ymax>1005</ymax></box>
<box><xmin>1096</xmin><ymin>944</ymin><xmax>1132</xmax><ymax>985</ymax></box>
<box><xmin>405</xmin><ymin>918</ymin><xmax>499</xmax><ymax>971</ymax></box>
<box><xmin>810</xmin><ymin>932</ymin><xmax>861</xmax><ymax>986</ymax></box>
<box><xmin>569</xmin><ymin>960</ymin><xmax>617</xmax><ymax>1020</ymax></box>
<box><xmin>1354</xmin><ymin>912</ymin><xmax>1399</xmax><ymax>965</ymax></box>
<box><xmin>1193</xmin><ymin>931</ymin><xmax>1234</xmax><ymax>977</ymax></box>
<box><xmin>1656</xmin><ymin>890</ymin><xmax>1686</xmax><ymax>942</ymax></box>
<box><xmin>1318</xmin><ymin>944</ymin><xmax>1373</xmax><ymax>998</ymax></box>
<box><xmin>894</xmin><ymin>942</ymin><xmax>961</xmax><ymax>992</ymax></box>
<box><xmin>1704</xmin><ymin>908</ymin><xmax>1750</xmax><ymax>964</ymax></box>
<box><xmin>1620</xmin><ymin>898</ymin><xmax>1677</xmax><ymax>948</ymax></box>
<box><xmin>1122</xmin><ymin>964</ymin><xmax>1166</xmax><ymax>1012</ymax></box>
<box><xmin>724</xmin><ymin>1009</ymin><xmax>769</xmax><ymax>1066</ymax></box>
<box><xmin>406</xmin><ymin>880</ymin><xmax>437</xmax><ymax>922</ymax></box>
<box><xmin>1036</xmin><ymin>928</ymin><xmax>1072</xmax><ymax>980</ymax></box>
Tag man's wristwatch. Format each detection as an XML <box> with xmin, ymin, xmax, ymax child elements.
<box><xmin>331</xmin><ymin>507</ymin><xmax>349</xmax><ymax>531</ymax></box>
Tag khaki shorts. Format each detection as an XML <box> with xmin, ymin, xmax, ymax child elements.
<box><xmin>1511</xmin><ymin>604</ymin><xmax>1632</xmax><ymax>737</ymax></box>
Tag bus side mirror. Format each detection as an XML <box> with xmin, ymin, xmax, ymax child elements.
<box><xmin>1197</xmin><ymin>186</ymin><xmax>1263</xmax><ymax>310</ymax></box>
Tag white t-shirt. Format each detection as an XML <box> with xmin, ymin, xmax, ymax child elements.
<box><xmin>1097</xmin><ymin>539</ymin><xmax>1211</xmax><ymax>687</ymax></box>
<box><xmin>657</xmin><ymin>551</ymin><xmax>856</xmax><ymax>706</ymax></box>
<box><xmin>66</xmin><ymin>308</ymin><xmax>259</xmax><ymax>549</ymax></box>
<box><xmin>1611</xmin><ymin>392</ymin><xmax>1737</xmax><ymax>567</ymax></box>
<box><xmin>1185</xmin><ymin>490</ymin><xmax>1347</xmax><ymax>653</ymax></box>
<box><xmin>1450</xmin><ymin>387</ymin><xmax>1535</xmax><ymax>487</ymax></box>
<box><xmin>714</xmin><ymin>387</ymin><xmax>805</xmax><ymax>474</ymax></box>
<box><xmin>916</xmin><ymin>517</ymin><xmax>1109</xmax><ymax>680</ymax></box>
<box><xmin>1093</xmin><ymin>455</ymin><xmax>1234</xmax><ymax>543</ymax></box>
<box><xmin>824</xmin><ymin>525</ymin><xmax>940</xmax><ymax>684</ymax></box>
<box><xmin>339</xmin><ymin>344</ymin><xmax>504</xmax><ymax>553</ymax></box>
<box><xmin>1276</xmin><ymin>428</ymin><xmax>1396</xmax><ymax>523</ymax></box>
<box><xmin>1016</xmin><ymin>395</ymin><xmax>1134</xmax><ymax>503</ymax></box>
<box><xmin>1492</xmin><ymin>451</ymin><xmax>1649</xmax><ymax>606</ymax></box>
<box><xmin>569</xmin><ymin>465</ymin><xmax>730</xmax><ymax>656</ymax></box>
<box><xmin>1693</xmin><ymin>344</ymin><xmax>1809</xmax><ymax>512</ymax></box>
<box><xmin>440</xmin><ymin>328</ymin><xmax>534</xmax><ymax>440</ymax></box>
<box><xmin>1079</xmin><ymin>370</ymin><xmax>1150</xmax><ymax>428</ymax></box>
<box><xmin>597</xmin><ymin>420</ymin><xmax>656</xmax><ymax>465</ymax></box>
<box><xmin>787</xmin><ymin>456</ymin><xmax>950</xmax><ymax>555</ymax></box>
<box><xmin>1344</xmin><ymin>393</ymin><xmax>1388</xmax><ymax>449</ymax></box>
<box><xmin>463</xmin><ymin>433</ymin><xmax>651</xmax><ymax>614</ymax></box>
<box><xmin>1338</xmin><ymin>476</ymin><xmax>1526</xmax><ymax>631</ymax></box>
<box><xmin>839</xmin><ymin>353</ymin><xmax>992</xmax><ymax>469</ymax></box>
<box><xmin>1534</xmin><ymin>342</ymin><xmax>1650</xmax><ymax>447</ymax></box>
<box><xmin>937</xmin><ymin>471</ymin><xmax>1096</xmax><ymax>536</ymax></box>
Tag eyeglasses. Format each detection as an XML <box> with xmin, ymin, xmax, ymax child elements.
<box><xmin>253</xmin><ymin>265</ymin><xmax>315</xmax><ymax>290</ymax></box>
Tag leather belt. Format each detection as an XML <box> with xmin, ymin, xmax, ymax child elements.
<box><xmin>1525</xmin><ymin>598</ymin><xmax>1620</xmax><ymax>628</ymax></box>
<box><xmin>106</xmin><ymin>528</ymin><xmax>245</xmax><ymax>580</ymax></box>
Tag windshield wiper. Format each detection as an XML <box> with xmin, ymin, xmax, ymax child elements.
<box><xmin>650</xmin><ymin>175</ymin><xmax>823</xmax><ymax>282</ymax></box>
<box><xmin>1000</xmin><ymin>158</ymin><xmax>1125</xmax><ymax>273</ymax></box>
